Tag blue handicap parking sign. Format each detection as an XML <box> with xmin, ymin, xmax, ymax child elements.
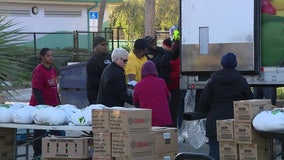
<box><xmin>90</xmin><ymin>11</ymin><xmax>98</xmax><ymax>19</ymax></box>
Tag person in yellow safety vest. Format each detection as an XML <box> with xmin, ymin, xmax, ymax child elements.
<box><xmin>173</xmin><ymin>29</ymin><xmax>180</xmax><ymax>41</ymax></box>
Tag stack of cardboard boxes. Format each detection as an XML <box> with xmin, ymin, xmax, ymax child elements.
<box><xmin>92</xmin><ymin>107</ymin><xmax>178</xmax><ymax>160</ymax></box>
<box><xmin>41</xmin><ymin>107</ymin><xmax>178</xmax><ymax>160</ymax></box>
<box><xmin>217</xmin><ymin>99</ymin><xmax>273</xmax><ymax>160</ymax></box>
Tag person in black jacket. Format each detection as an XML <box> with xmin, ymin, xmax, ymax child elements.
<box><xmin>144</xmin><ymin>36</ymin><xmax>172</xmax><ymax>84</ymax></box>
<box><xmin>97</xmin><ymin>48</ymin><xmax>133</xmax><ymax>107</ymax></box>
<box><xmin>86</xmin><ymin>36</ymin><xmax>111</xmax><ymax>104</ymax></box>
<box><xmin>197</xmin><ymin>52</ymin><xmax>254</xmax><ymax>160</ymax></box>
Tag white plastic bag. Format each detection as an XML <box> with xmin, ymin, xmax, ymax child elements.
<box><xmin>187</xmin><ymin>118</ymin><xmax>208</xmax><ymax>149</ymax></box>
<box><xmin>253</xmin><ymin>108</ymin><xmax>284</xmax><ymax>131</ymax></box>
<box><xmin>84</xmin><ymin>104</ymin><xmax>108</xmax><ymax>125</ymax></box>
<box><xmin>70</xmin><ymin>109</ymin><xmax>89</xmax><ymax>125</ymax></box>
<box><xmin>0</xmin><ymin>104</ymin><xmax>19</xmax><ymax>122</ymax></box>
<box><xmin>69</xmin><ymin>104</ymin><xmax>107</xmax><ymax>126</ymax></box>
<box><xmin>178</xmin><ymin>120</ymin><xmax>190</xmax><ymax>143</ymax></box>
<box><xmin>33</xmin><ymin>106</ymin><xmax>66</xmax><ymax>125</ymax></box>
<box><xmin>56</xmin><ymin>104</ymin><xmax>80</xmax><ymax>124</ymax></box>
<box><xmin>184</xmin><ymin>89</ymin><xmax>196</xmax><ymax>112</ymax></box>
<box><xmin>11</xmin><ymin>105</ymin><xmax>37</xmax><ymax>124</ymax></box>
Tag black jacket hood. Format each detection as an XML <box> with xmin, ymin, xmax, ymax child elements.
<box><xmin>211</xmin><ymin>68</ymin><xmax>242</xmax><ymax>85</ymax></box>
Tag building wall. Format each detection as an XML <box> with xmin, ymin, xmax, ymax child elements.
<box><xmin>0</xmin><ymin>1</ymin><xmax>116</xmax><ymax>49</ymax></box>
<box><xmin>1</xmin><ymin>3</ymin><xmax>92</xmax><ymax>32</ymax></box>
<box><xmin>0</xmin><ymin>1</ymin><xmax>115</xmax><ymax>32</ymax></box>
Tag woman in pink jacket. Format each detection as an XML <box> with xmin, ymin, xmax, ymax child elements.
<box><xmin>133</xmin><ymin>60</ymin><xmax>173</xmax><ymax>127</ymax></box>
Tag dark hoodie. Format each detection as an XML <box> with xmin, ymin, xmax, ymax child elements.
<box><xmin>142</xmin><ymin>60</ymin><xmax>158</xmax><ymax>78</ymax></box>
<box><xmin>197</xmin><ymin>68</ymin><xmax>253</xmax><ymax>137</ymax></box>
<box><xmin>134</xmin><ymin>60</ymin><xmax>172</xmax><ymax>126</ymax></box>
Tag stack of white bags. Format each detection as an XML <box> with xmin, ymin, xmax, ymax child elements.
<box><xmin>0</xmin><ymin>103</ymin><xmax>108</xmax><ymax>126</ymax></box>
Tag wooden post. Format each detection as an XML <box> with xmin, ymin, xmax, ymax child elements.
<box><xmin>98</xmin><ymin>0</ymin><xmax>107</xmax><ymax>35</ymax></box>
<box><xmin>144</xmin><ymin>0</ymin><xmax>155</xmax><ymax>37</ymax></box>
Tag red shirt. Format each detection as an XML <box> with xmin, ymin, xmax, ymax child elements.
<box><xmin>167</xmin><ymin>58</ymin><xmax>180</xmax><ymax>90</ymax></box>
<box><xmin>133</xmin><ymin>75</ymin><xmax>173</xmax><ymax>126</ymax></box>
<box><xmin>29</xmin><ymin>64</ymin><xmax>60</xmax><ymax>106</ymax></box>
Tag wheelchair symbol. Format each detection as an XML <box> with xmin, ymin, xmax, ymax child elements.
<box><xmin>90</xmin><ymin>12</ymin><xmax>98</xmax><ymax>19</ymax></box>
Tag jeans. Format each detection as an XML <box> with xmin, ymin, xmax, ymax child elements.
<box><xmin>33</xmin><ymin>129</ymin><xmax>65</xmax><ymax>156</ymax></box>
<box><xmin>208</xmin><ymin>136</ymin><xmax>219</xmax><ymax>160</ymax></box>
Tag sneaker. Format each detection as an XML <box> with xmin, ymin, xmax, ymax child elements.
<box><xmin>32</xmin><ymin>154</ymin><xmax>41</xmax><ymax>160</ymax></box>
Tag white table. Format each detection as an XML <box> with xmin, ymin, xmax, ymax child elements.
<box><xmin>0</xmin><ymin>123</ymin><xmax>92</xmax><ymax>160</ymax></box>
<box><xmin>0</xmin><ymin>123</ymin><xmax>92</xmax><ymax>131</ymax></box>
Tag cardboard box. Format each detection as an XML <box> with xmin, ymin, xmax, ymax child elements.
<box><xmin>0</xmin><ymin>128</ymin><xmax>15</xmax><ymax>160</ymax></box>
<box><xmin>114</xmin><ymin>152</ymin><xmax>176</xmax><ymax>160</ymax></box>
<box><xmin>151</xmin><ymin>127</ymin><xmax>178</xmax><ymax>154</ymax></box>
<box><xmin>154</xmin><ymin>152</ymin><xmax>176</xmax><ymax>160</ymax></box>
<box><xmin>93</xmin><ymin>132</ymin><xmax>111</xmax><ymax>157</ymax></box>
<box><xmin>42</xmin><ymin>136</ymin><xmax>92</xmax><ymax>159</ymax></box>
<box><xmin>238</xmin><ymin>142</ymin><xmax>270</xmax><ymax>160</ymax></box>
<box><xmin>92</xmin><ymin>157</ymin><xmax>114</xmax><ymax>160</ymax></box>
<box><xmin>92</xmin><ymin>109</ymin><xmax>110</xmax><ymax>133</ymax></box>
<box><xmin>43</xmin><ymin>158</ymin><xmax>91</xmax><ymax>160</ymax></box>
<box><xmin>114</xmin><ymin>154</ymin><xmax>156</xmax><ymax>160</ymax></box>
<box><xmin>109</xmin><ymin>108</ymin><xmax>151</xmax><ymax>133</ymax></box>
<box><xmin>234</xmin><ymin>122</ymin><xmax>268</xmax><ymax>144</ymax></box>
<box><xmin>234</xmin><ymin>99</ymin><xmax>272</xmax><ymax>122</ymax></box>
<box><xmin>112</xmin><ymin>132</ymin><xmax>154</xmax><ymax>159</ymax></box>
<box><xmin>219</xmin><ymin>142</ymin><xmax>238</xmax><ymax>160</ymax></box>
<box><xmin>216</xmin><ymin>119</ymin><xmax>234</xmax><ymax>142</ymax></box>
<box><xmin>0</xmin><ymin>128</ymin><xmax>15</xmax><ymax>149</ymax></box>
<box><xmin>0</xmin><ymin>146</ymin><xmax>13</xmax><ymax>160</ymax></box>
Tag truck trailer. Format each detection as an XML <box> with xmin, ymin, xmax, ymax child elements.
<box><xmin>180</xmin><ymin>0</ymin><xmax>284</xmax><ymax>90</ymax></box>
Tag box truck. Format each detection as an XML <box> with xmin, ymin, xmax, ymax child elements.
<box><xmin>180</xmin><ymin>0</ymin><xmax>284</xmax><ymax>90</ymax></box>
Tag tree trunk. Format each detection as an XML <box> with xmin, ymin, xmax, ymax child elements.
<box><xmin>98</xmin><ymin>0</ymin><xmax>107</xmax><ymax>34</ymax></box>
<box><xmin>144</xmin><ymin>0</ymin><xmax>155</xmax><ymax>37</ymax></box>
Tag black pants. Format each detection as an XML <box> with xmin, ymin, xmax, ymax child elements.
<box><xmin>177</xmin><ymin>90</ymin><xmax>186</xmax><ymax>129</ymax></box>
<box><xmin>169</xmin><ymin>89</ymin><xmax>181</xmax><ymax>127</ymax></box>
<box><xmin>253</xmin><ymin>87</ymin><xmax>277</xmax><ymax>105</ymax></box>
<box><xmin>33</xmin><ymin>129</ymin><xmax>65</xmax><ymax>156</ymax></box>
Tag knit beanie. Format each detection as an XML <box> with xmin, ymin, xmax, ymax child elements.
<box><xmin>162</xmin><ymin>37</ymin><xmax>172</xmax><ymax>49</ymax></box>
<box><xmin>221</xmin><ymin>52</ymin><xmax>237</xmax><ymax>69</ymax></box>
<box><xmin>142</xmin><ymin>60</ymin><xmax>158</xmax><ymax>78</ymax></box>
<box><xmin>134</xmin><ymin>39</ymin><xmax>148</xmax><ymax>50</ymax></box>
<box><xmin>93</xmin><ymin>36</ymin><xmax>106</xmax><ymax>48</ymax></box>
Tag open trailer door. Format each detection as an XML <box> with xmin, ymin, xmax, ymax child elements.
<box><xmin>180</xmin><ymin>0</ymin><xmax>260</xmax><ymax>75</ymax></box>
